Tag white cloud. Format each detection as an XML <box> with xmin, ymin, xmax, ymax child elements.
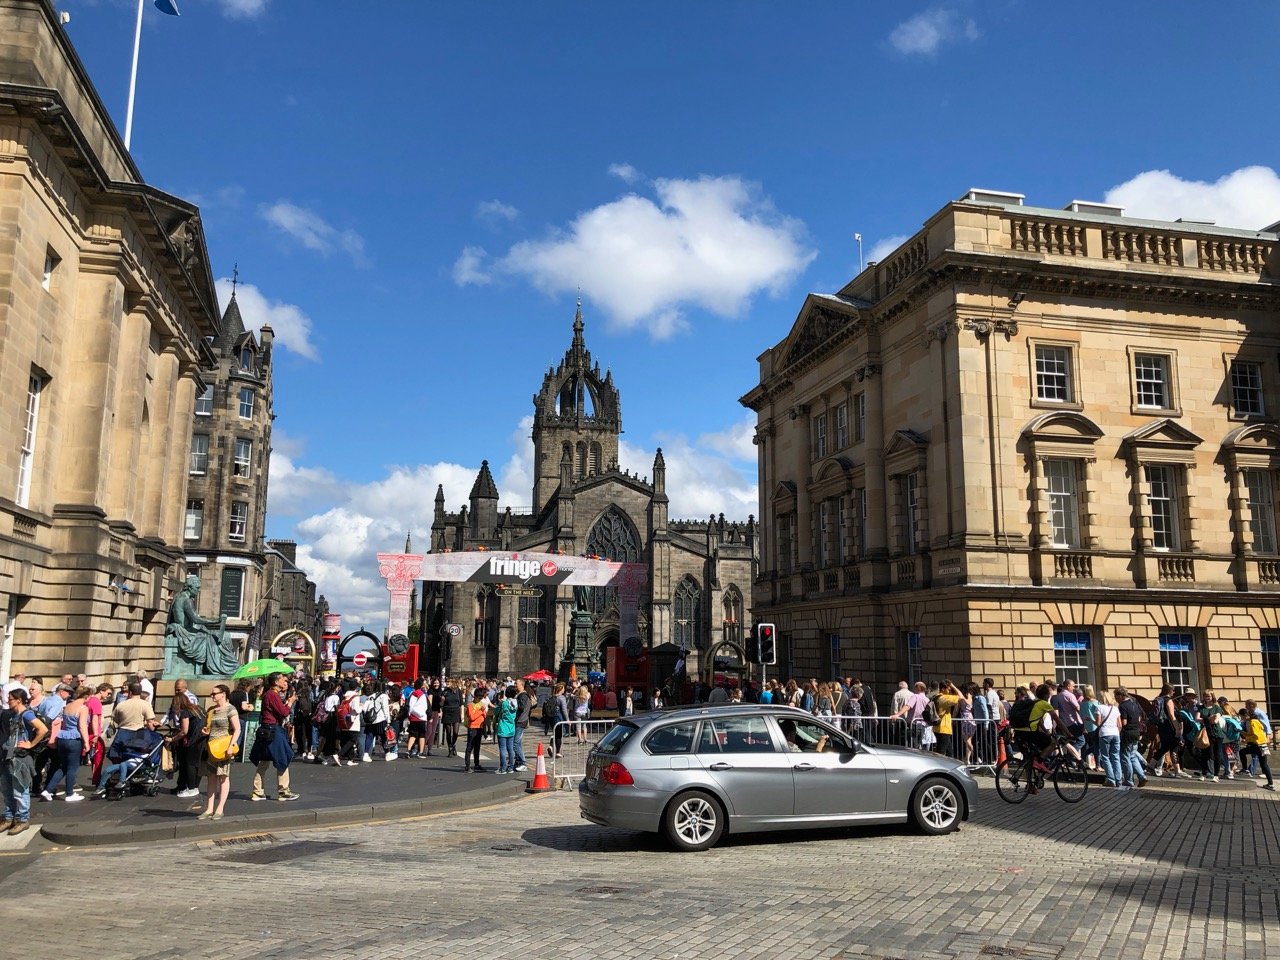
<box><xmin>452</xmin><ymin>246</ymin><xmax>492</xmax><ymax>286</ymax></box>
<box><xmin>215</xmin><ymin>278</ymin><xmax>319</xmax><ymax>360</ymax></box>
<box><xmin>218</xmin><ymin>0</ymin><xmax>268</xmax><ymax>18</ymax></box>
<box><xmin>267</xmin><ymin>448</ymin><xmax>346</xmax><ymax>518</ymax></box>
<box><xmin>476</xmin><ymin>199</ymin><xmax>519</xmax><ymax>226</ymax></box>
<box><xmin>1103</xmin><ymin>166</ymin><xmax>1280</xmax><ymax>231</ymax></box>
<box><xmin>608</xmin><ymin>163</ymin><xmax>642</xmax><ymax>184</ymax></box>
<box><xmin>468</xmin><ymin>173</ymin><xmax>814</xmax><ymax>340</ymax></box>
<box><xmin>888</xmin><ymin>8</ymin><xmax>980</xmax><ymax>56</ymax></box>
<box><xmin>277</xmin><ymin>414</ymin><xmax>758</xmax><ymax>628</ymax></box>
<box><xmin>866</xmin><ymin>234</ymin><xmax>909</xmax><ymax>265</ymax></box>
<box><xmin>260</xmin><ymin>200</ymin><xmax>368</xmax><ymax>267</ymax></box>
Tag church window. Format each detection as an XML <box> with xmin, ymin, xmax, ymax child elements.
<box><xmin>517</xmin><ymin>594</ymin><xmax>545</xmax><ymax>646</ymax></box>
<box><xmin>474</xmin><ymin>587</ymin><xmax>498</xmax><ymax>647</ymax></box>
<box><xmin>576</xmin><ymin>442</ymin><xmax>587</xmax><ymax>478</ymax></box>
<box><xmin>674</xmin><ymin>576</ymin><xmax>703</xmax><ymax>651</ymax></box>
<box><xmin>590</xmin><ymin>443</ymin><xmax>602</xmax><ymax>475</ymax></box>
<box><xmin>722</xmin><ymin>586</ymin><xmax>743</xmax><ymax>645</ymax></box>
<box><xmin>585</xmin><ymin>507</ymin><xmax>642</xmax><ymax>616</ymax></box>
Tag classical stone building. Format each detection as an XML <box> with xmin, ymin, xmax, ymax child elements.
<box><xmin>742</xmin><ymin>189</ymin><xmax>1280</xmax><ymax>714</ymax></box>
<box><xmin>263</xmin><ymin>538</ymin><xmax>326</xmax><ymax>655</ymax></box>
<box><xmin>181</xmin><ymin>292</ymin><xmax>274</xmax><ymax>663</ymax></box>
<box><xmin>426</xmin><ymin>304</ymin><xmax>758</xmax><ymax>680</ymax></box>
<box><xmin>0</xmin><ymin>0</ymin><xmax>221</xmax><ymax>682</ymax></box>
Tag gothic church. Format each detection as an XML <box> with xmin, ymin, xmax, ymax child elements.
<box><xmin>424</xmin><ymin>304</ymin><xmax>757</xmax><ymax>681</ymax></box>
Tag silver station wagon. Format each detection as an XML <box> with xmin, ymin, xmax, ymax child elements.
<box><xmin>579</xmin><ymin>704</ymin><xmax>978</xmax><ymax>851</ymax></box>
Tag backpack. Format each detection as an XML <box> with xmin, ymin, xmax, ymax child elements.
<box><xmin>1150</xmin><ymin>695</ymin><xmax>1171</xmax><ymax>729</ymax></box>
<box><xmin>1007</xmin><ymin>698</ymin><xmax>1036</xmax><ymax>730</ymax></box>
<box><xmin>1222</xmin><ymin>715</ymin><xmax>1243</xmax><ymax>743</ymax></box>
<box><xmin>362</xmin><ymin>697</ymin><xmax>380</xmax><ymax>727</ymax></box>
<box><xmin>311</xmin><ymin>700</ymin><xmax>330</xmax><ymax>726</ymax></box>
<box><xmin>921</xmin><ymin>696</ymin><xmax>940</xmax><ymax>727</ymax></box>
<box><xmin>541</xmin><ymin>697</ymin><xmax>556</xmax><ymax>722</ymax></box>
<box><xmin>336</xmin><ymin>700</ymin><xmax>353</xmax><ymax>731</ymax></box>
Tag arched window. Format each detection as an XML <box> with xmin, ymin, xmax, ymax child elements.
<box><xmin>722</xmin><ymin>585</ymin><xmax>743</xmax><ymax>645</ymax></box>
<box><xmin>674</xmin><ymin>576</ymin><xmax>702</xmax><ymax>650</ymax></box>
<box><xmin>576</xmin><ymin>441</ymin><xmax>588</xmax><ymax>477</ymax></box>
<box><xmin>589</xmin><ymin>442</ymin><xmax>602</xmax><ymax>475</ymax></box>
<box><xmin>473</xmin><ymin>587</ymin><xmax>498</xmax><ymax>647</ymax></box>
<box><xmin>585</xmin><ymin>507</ymin><xmax>642</xmax><ymax>616</ymax></box>
<box><xmin>517</xmin><ymin>593</ymin><xmax>545</xmax><ymax>646</ymax></box>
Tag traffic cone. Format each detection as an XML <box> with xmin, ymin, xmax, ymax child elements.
<box><xmin>997</xmin><ymin>733</ymin><xmax>1007</xmax><ymax>766</ymax></box>
<box><xmin>526</xmin><ymin>741</ymin><xmax>553</xmax><ymax>793</ymax></box>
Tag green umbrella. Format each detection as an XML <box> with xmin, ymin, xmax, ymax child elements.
<box><xmin>231</xmin><ymin>658</ymin><xmax>295</xmax><ymax>680</ymax></box>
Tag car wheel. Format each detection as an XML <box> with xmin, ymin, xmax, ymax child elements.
<box><xmin>662</xmin><ymin>790</ymin><xmax>724</xmax><ymax>851</ymax></box>
<box><xmin>910</xmin><ymin>776</ymin><xmax>962</xmax><ymax>835</ymax></box>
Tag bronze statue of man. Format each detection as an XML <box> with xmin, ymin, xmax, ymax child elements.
<box><xmin>164</xmin><ymin>575</ymin><xmax>239</xmax><ymax>677</ymax></box>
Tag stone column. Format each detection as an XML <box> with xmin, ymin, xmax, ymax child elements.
<box><xmin>103</xmin><ymin>303</ymin><xmax>150</xmax><ymax>522</ymax></box>
<box><xmin>139</xmin><ymin>346</ymin><xmax>179</xmax><ymax>539</ymax></box>
<box><xmin>1081</xmin><ymin>457</ymin><xmax>1100</xmax><ymax>549</ymax></box>
<box><xmin>161</xmin><ymin>362</ymin><xmax>198</xmax><ymax>545</ymax></box>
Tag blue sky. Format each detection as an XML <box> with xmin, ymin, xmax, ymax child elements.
<box><xmin>56</xmin><ymin>0</ymin><xmax>1280</xmax><ymax>626</ymax></box>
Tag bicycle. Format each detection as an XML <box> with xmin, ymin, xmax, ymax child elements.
<box><xmin>995</xmin><ymin>733</ymin><xmax>1089</xmax><ymax>803</ymax></box>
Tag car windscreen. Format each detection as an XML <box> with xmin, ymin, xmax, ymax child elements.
<box><xmin>594</xmin><ymin>721</ymin><xmax>637</xmax><ymax>756</ymax></box>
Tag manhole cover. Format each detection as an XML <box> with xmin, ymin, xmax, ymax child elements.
<box><xmin>575</xmin><ymin>885</ymin><xmax>625</xmax><ymax>898</ymax></box>
<box><xmin>211</xmin><ymin>833</ymin><xmax>278</xmax><ymax>847</ymax></box>
<box><xmin>217</xmin><ymin>840</ymin><xmax>353</xmax><ymax>864</ymax></box>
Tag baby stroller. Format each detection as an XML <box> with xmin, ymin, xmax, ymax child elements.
<box><xmin>101</xmin><ymin>728</ymin><xmax>166</xmax><ymax>800</ymax></box>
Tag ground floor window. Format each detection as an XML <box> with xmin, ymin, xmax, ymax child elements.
<box><xmin>1159</xmin><ymin>631</ymin><xmax>1198</xmax><ymax>694</ymax></box>
<box><xmin>1262</xmin><ymin>634</ymin><xmax>1280</xmax><ymax>723</ymax></box>
<box><xmin>905</xmin><ymin>631</ymin><xmax>922</xmax><ymax>684</ymax></box>
<box><xmin>1054</xmin><ymin>629</ymin><xmax>1094</xmax><ymax>688</ymax></box>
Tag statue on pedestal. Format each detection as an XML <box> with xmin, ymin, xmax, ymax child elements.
<box><xmin>163</xmin><ymin>575</ymin><xmax>239</xmax><ymax>678</ymax></box>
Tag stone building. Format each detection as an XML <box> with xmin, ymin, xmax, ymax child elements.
<box><xmin>0</xmin><ymin>0</ymin><xmax>221</xmax><ymax>682</ymax></box>
<box><xmin>263</xmin><ymin>538</ymin><xmax>325</xmax><ymax>654</ymax></box>
<box><xmin>181</xmin><ymin>292</ymin><xmax>274</xmax><ymax>662</ymax></box>
<box><xmin>742</xmin><ymin>189</ymin><xmax>1280</xmax><ymax>713</ymax></box>
<box><xmin>426</xmin><ymin>304</ymin><xmax>758</xmax><ymax>680</ymax></box>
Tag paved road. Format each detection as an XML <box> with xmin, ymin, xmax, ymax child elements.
<box><xmin>0</xmin><ymin>780</ymin><xmax>1275</xmax><ymax>959</ymax></box>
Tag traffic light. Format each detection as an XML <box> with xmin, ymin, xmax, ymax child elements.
<box><xmin>746</xmin><ymin>629</ymin><xmax>760</xmax><ymax>664</ymax></box>
<box><xmin>757</xmin><ymin>622</ymin><xmax>777</xmax><ymax>665</ymax></box>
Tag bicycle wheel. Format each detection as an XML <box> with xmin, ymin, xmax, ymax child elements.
<box><xmin>1052</xmin><ymin>756</ymin><xmax>1089</xmax><ymax>802</ymax></box>
<box><xmin>995</xmin><ymin>757</ymin><xmax>1031</xmax><ymax>803</ymax></box>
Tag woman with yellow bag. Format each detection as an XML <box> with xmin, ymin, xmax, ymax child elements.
<box><xmin>197</xmin><ymin>684</ymin><xmax>240</xmax><ymax>820</ymax></box>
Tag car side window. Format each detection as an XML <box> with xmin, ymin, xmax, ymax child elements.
<box><xmin>699</xmin><ymin>716</ymin><xmax>778</xmax><ymax>754</ymax></box>
<box><xmin>778</xmin><ymin>717</ymin><xmax>839</xmax><ymax>752</ymax></box>
<box><xmin>645</xmin><ymin>721</ymin><xmax>697</xmax><ymax>755</ymax></box>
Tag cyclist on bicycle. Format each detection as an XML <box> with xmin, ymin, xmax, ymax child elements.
<box><xmin>1011</xmin><ymin>683</ymin><xmax>1075</xmax><ymax>774</ymax></box>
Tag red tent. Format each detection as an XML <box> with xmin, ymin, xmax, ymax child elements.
<box><xmin>523</xmin><ymin>669</ymin><xmax>555</xmax><ymax>682</ymax></box>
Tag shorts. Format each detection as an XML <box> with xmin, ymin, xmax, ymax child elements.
<box><xmin>408</xmin><ymin>720</ymin><xmax>428</xmax><ymax>737</ymax></box>
<box><xmin>1015</xmin><ymin>730</ymin><xmax>1052</xmax><ymax>753</ymax></box>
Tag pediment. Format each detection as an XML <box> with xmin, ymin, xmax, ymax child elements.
<box><xmin>884</xmin><ymin>429</ymin><xmax>928</xmax><ymax>459</ymax></box>
<box><xmin>1222</xmin><ymin>422</ymin><xmax>1280</xmax><ymax>453</ymax></box>
<box><xmin>770</xmin><ymin>480</ymin><xmax>797</xmax><ymax>505</ymax></box>
<box><xmin>1021</xmin><ymin>411</ymin><xmax>1104</xmax><ymax>444</ymax></box>
<box><xmin>781</xmin><ymin>294</ymin><xmax>868</xmax><ymax>369</ymax></box>
<box><xmin>813</xmin><ymin>456</ymin><xmax>856</xmax><ymax>484</ymax></box>
<box><xmin>1122</xmin><ymin>418</ymin><xmax>1203</xmax><ymax>450</ymax></box>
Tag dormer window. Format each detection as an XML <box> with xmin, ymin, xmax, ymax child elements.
<box><xmin>240</xmin><ymin>346</ymin><xmax>255</xmax><ymax>372</ymax></box>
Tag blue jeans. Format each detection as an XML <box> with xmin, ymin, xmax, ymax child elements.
<box><xmin>1119</xmin><ymin>737</ymin><xmax>1146</xmax><ymax>785</ymax></box>
<box><xmin>1</xmin><ymin>754</ymin><xmax>35</xmax><ymax>822</ymax></box>
<box><xmin>43</xmin><ymin>738</ymin><xmax>83</xmax><ymax>796</ymax></box>
<box><xmin>513</xmin><ymin>725</ymin><xmax>528</xmax><ymax>768</ymax></box>
<box><xmin>97</xmin><ymin>757</ymin><xmax>141</xmax><ymax>792</ymax></box>
<box><xmin>1097</xmin><ymin>734</ymin><xmax>1122</xmax><ymax>785</ymax></box>
<box><xmin>498</xmin><ymin>735</ymin><xmax>515</xmax><ymax>772</ymax></box>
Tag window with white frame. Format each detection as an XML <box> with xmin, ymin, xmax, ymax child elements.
<box><xmin>16</xmin><ymin>373</ymin><xmax>45</xmax><ymax>508</ymax></box>
<box><xmin>1144</xmin><ymin>464</ymin><xmax>1181</xmax><ymax>551</ymax></box>
<box><xmin>240</xmin><ymin>346</ymin><xmax>255</xmax><ymax>372</ymax></box>
<box><xmin>228</xmin><ymin>501</ymin><xmax>248</xmax><ymax>541</ymax></box>
<box><xmin>854</xmin><ymin>393</ymin><xmax>866</xmax><ymax>442</ymax></box>
<box><xmin>1134</xmin><ymin>353</ymin><xmax>1171</xmax><ymax>409</ymax></box>
<box><xmin>233</xmin><ymin>438</ymin><xmax>252</xmax><ymax>478</ymax></box>
<box><xmin>817</xmin><ymin>500</ymin><xmax>831</xmax><ymax>568</ymax></box>
<box><xmin>238</xmin><ymin>387</ymin><xmax>254</xmax><ymax>419</ymax></box>
<box><xmin>1035</xmin><ymin>344</ymin><xmax>1074</xmax><ymax>403</ymax></box>
<box><xmin>1230</xmin><ymin>360</ymin><xmax>1265</xmax><ymax>418</ymax></box>
<box><xmin>184</xmin><ymin>499</ymin><xmax>204</xmax><ymax>540</ymax></box>
<box><xmin>1158</xmin><ymin>631</ymin><xmax>1198</xmax><ymax>694</ymax></box>
<box><xmin>1043</xmin><ymin>458</ymin><xmax>1082</xmax><ymax>548</ymax></box>
<box><xmin>189</xmin><ymin>434</ymin><xmax>209</xmax><ymax>474</ymax></box>
<box><xmin>195</xmin><ymin>386</ymin><xmax>213</xmax><ymax>416</ymax></box>
<box><xmin>905</xmin><ymin>471</ymin><xmax>921</xmax><ymax>555</ymax></box>
<box><xmin>1054</xmin><ymin>629</ymin><xmax>1094</xmax><ymax>688</ymax></box>
<box><xmin>905</xmin><ymin>631</ymin><xmax>922</xmax><ymax>684</ymax></box>
<box><xmin>42</xmin><ymin>247</ymin><xmax>61</xmax><ymax>291</ymax></box>
<box><xmin>815</xmin><ymin>414</ymin><xmax>827</xmax><ymax>458</ymax></box>
<box><xmin>1246</xmin><ymin>470</ymin><xmax>1278</xmax><ymax>555</ymax></box>
<box><xmin>835</xmin><ymin>403</ymin><xmax>849</xmax><ymax>449</ymax></box>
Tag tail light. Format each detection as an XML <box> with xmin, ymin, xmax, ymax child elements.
<box><xmin>600</xmin><ymin>761</ymin><xmax>634</xmax><ymax>786</ymax></box>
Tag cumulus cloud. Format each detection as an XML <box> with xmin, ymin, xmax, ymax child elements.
<box><xmin>1103</xmin><ymin>166</ymin><xmax>1280</xmax><ymax>231</ymax></box>
<box><xmin>888</xmin><ymin>8</ymin><xmax>980</xmax><ymax>55</ymax></box>
<box><xmin>260</xmin><ymin>200</ymin><xmax>368</xmax><ymax>267</ymax></box>
<box><xmin>452</xmin><ymin>246</ymin><xmax>491</xmax><ymax>286</ymax></box>
<box><xmin>867</xmin><ymin>234</ymin><xmax>910</xmax><ymax>265</ymax></box>
<box><xmin>476</xmin><ymin>200</ymin><xmax>519</xmax><ymax>227</ymax></box>
<box><xmin>215</xmin><ymin>278</ymin><xmax>319</xmax><ymax>360</ymax></box>
<box><xmin>608</xmin><ymin>163</ymin><xmax>642</xmax><ymax>184</ymax></box>
<box><xmin>277</xmin><ymin>414</ymin><xmax>757</xmax><ymax>628</ymax></box>
<box><xmin>461</xmin><ymin>173</ymin><xmax>815</xmax><ymax>340</ymax></box>
<box><xmin>219</xmin><ymin>0</ymin><xmax>268</xmax><ymax>17</ymax></box>
<box><xmin>267</xmin><ymin>449</ymin><xmax>346</xmax><ymax>518</ymax></box>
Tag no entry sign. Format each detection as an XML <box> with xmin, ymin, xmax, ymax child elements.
<box><xmin>352</xmin><ymin>651</ymin><xmax>369</xmax><ymax>668</ymax></box>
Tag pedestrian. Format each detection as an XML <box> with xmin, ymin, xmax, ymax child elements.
<box><xmin>1113</xmin><ymin>688</ymin><xmax>1148</xmax><ymax>788</ymax></box>
<box><xmin>1093</xmin><ymin>689</ymin><xmax>1123</xmax><ymax>788</ymax></box>
<box><xmin>40</xmin><ymin>685</ymin><xmax>90</xmax><ymax>803</ymax></box>
<box><xmin>197</xmin><ymin>684</ymin><xmax>240</xmax><ymax>819</ymax></box>
<box><xmin>362</xmin><ymin>683</ymin><xmax>394</xmax><ymax>761</ymax></box>
<box><xmin>512</xmin><ymin>679</ymin><xmax>532</xmax><ymax>772</ymax></box>
<box><xmin>0</xmin><ymin>688</ymin><xmax>47</xmax><ymax>835</ymax></box>
<box><xmin>815</xmin><ymin>682</ymin><xmax>834</xmax><ymax>718</ymax></box>
<box><xmin>1175</xmin><ymin>690</ymin><xmax>1211</xmax><ymax>780</ymax></box>
<box><xmin>229</xmin><ymin>678</ymin><xmax>254</xmax><ymax>755</ymax></box>
<box><xmin>170</xmin><ymin>688</ymin><xmax>206</xmax><ymax>800</ymax></box>
<box><xmin>249</xmin><ymin>672</ymin><xmax>300</xmax><ymax>801</ymax></box>
<box><xmin>293</xmin><ymin>682</ymin><xmax>314</xmax><ymax>759</ymax></box>
<box><xmin>404</xmin><ymin>679</ymin><xmax>430</xmax><ymax>758</ymax></box>
<box><xmin>319</xmin><ymin>681</ymin><xmax>342</xmax><ymax>765</ymax></box>
<box><xmin>464</xmin><ymin>687</ymin><xmax>489</xmax><ymax>772</ymax></box>
<box><xmin>1150</xmin><ymin>683</ymin><xmax>1185</xmax><ymax>778</ymax></box>
<box><xmin>425</xmin><ymin>678</ymin><xmax>444</xmax><ymax>755</ymax></box>
<box><xmin>552</xmin><ymin>682</ymin><xmax>571</xmax><ymax>757</ymax></box>
<box><xmin>574</xmin><ymin>683</ymin><xmax>591</xmax><ymax>743</ymax></box>
<box><xmin>26</xmin><ymin>680</ymin><xmax>64</xmax><ymax>794</ymax></box>
<box><xmin>86</xmin><ymin>682</ymin><xmax>112</xmax><ymax>787</ymax></box>
<box><xmin>932</xmin><ymin>680</ymin><xmax>964</xmax><ymax>759</ymax></box>
<box><xmin>1238</xmin><ymin>705</ymin><xmax>1275</xmax><ymax>791</ymax></box>
<box><xmin>1244</xmin><ymin>699</ymin><xmax>1273</xmax><ymax>776</ymax></box>
<box><xmin>334</xmin><ymin>688</ymin><xmax>361</xmax><ymax>766</ymax></box>
<box><xmin>496</xmin><ymin>685</ymin><xmax>518</xmax><ymax>774</ymax></box>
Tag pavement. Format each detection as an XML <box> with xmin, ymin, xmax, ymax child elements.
<box><xmin>4</xmin><ymin>731</ymin><xmax>545</xmax><ymax>848</ymax></box>
<box><xmin>0</xmin><ymin>774</ymin><xmax>1275</xmax><ymax>959</ymax></box>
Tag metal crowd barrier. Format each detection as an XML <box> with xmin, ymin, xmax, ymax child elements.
<box><xmin>828</xmin><ymin>714</ymin><xmax>1001</xmax><ymax>774</ymax></box>
<box><xmin>550</xmin><ymin>719</ymin><xmax>615</xmax><ymax>787</ymax></box>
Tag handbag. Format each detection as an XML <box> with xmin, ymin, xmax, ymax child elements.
<box><xmin>1194</xmin><ymin>726</ymin><xmax>1210</xmax><ymax>751</ymax></box>
<box><xmin>206</xmin><ymin>734</ymin><xmax>235</xmax><ymax>762</ymax></box>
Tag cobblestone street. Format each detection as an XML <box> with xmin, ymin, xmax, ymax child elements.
<box><xmin>0</xmin><ymin>781</ymin><xmax>1275</xmax><ymax>960</ymax></box>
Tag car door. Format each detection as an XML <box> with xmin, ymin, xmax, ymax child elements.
<box><xmin>777</xmin><ymin>716</ymin><xmax>888</xmax><ymax>817</ymax></box>
<box><xmin>695</xmin><ymin>714</ymin><xmax>793</xmax><ymax>823</ymax></box>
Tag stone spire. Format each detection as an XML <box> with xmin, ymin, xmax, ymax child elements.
<box><xmin>404</xmin><ymin>531</ymin><xmax>413</xmax><ymax>553</ymax></box>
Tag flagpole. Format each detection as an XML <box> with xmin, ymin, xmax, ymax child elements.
<box><xmin>123</xmin><ymin>0</ymin><xmax>145</xmax><ymax>150</ymax></box>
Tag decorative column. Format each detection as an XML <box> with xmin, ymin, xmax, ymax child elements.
<box><xmin>161</xmin><ymin>361</ymin><xmax>198</xmax><ymax>545</ymax></box>
<box><xmin>377</xmin><ymin>552</ymin><xmax>425</xmax><ymax>639</ymax></box>
<box><xmin>140</xmin><ymin>345</ymin><xmax>179</xmax><ymax>538</ymax></box>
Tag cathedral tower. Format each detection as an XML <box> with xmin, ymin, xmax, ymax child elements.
<box><xmin>531</xmin><ymin>302</ymin><xmax>622</xmax><ymax>514</ymax></box>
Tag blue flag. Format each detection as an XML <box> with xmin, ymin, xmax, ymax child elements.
<box><xmin>154</xmin><ymin>0</ymin><xmax>180</xmax><ymax>15</ymax></box>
